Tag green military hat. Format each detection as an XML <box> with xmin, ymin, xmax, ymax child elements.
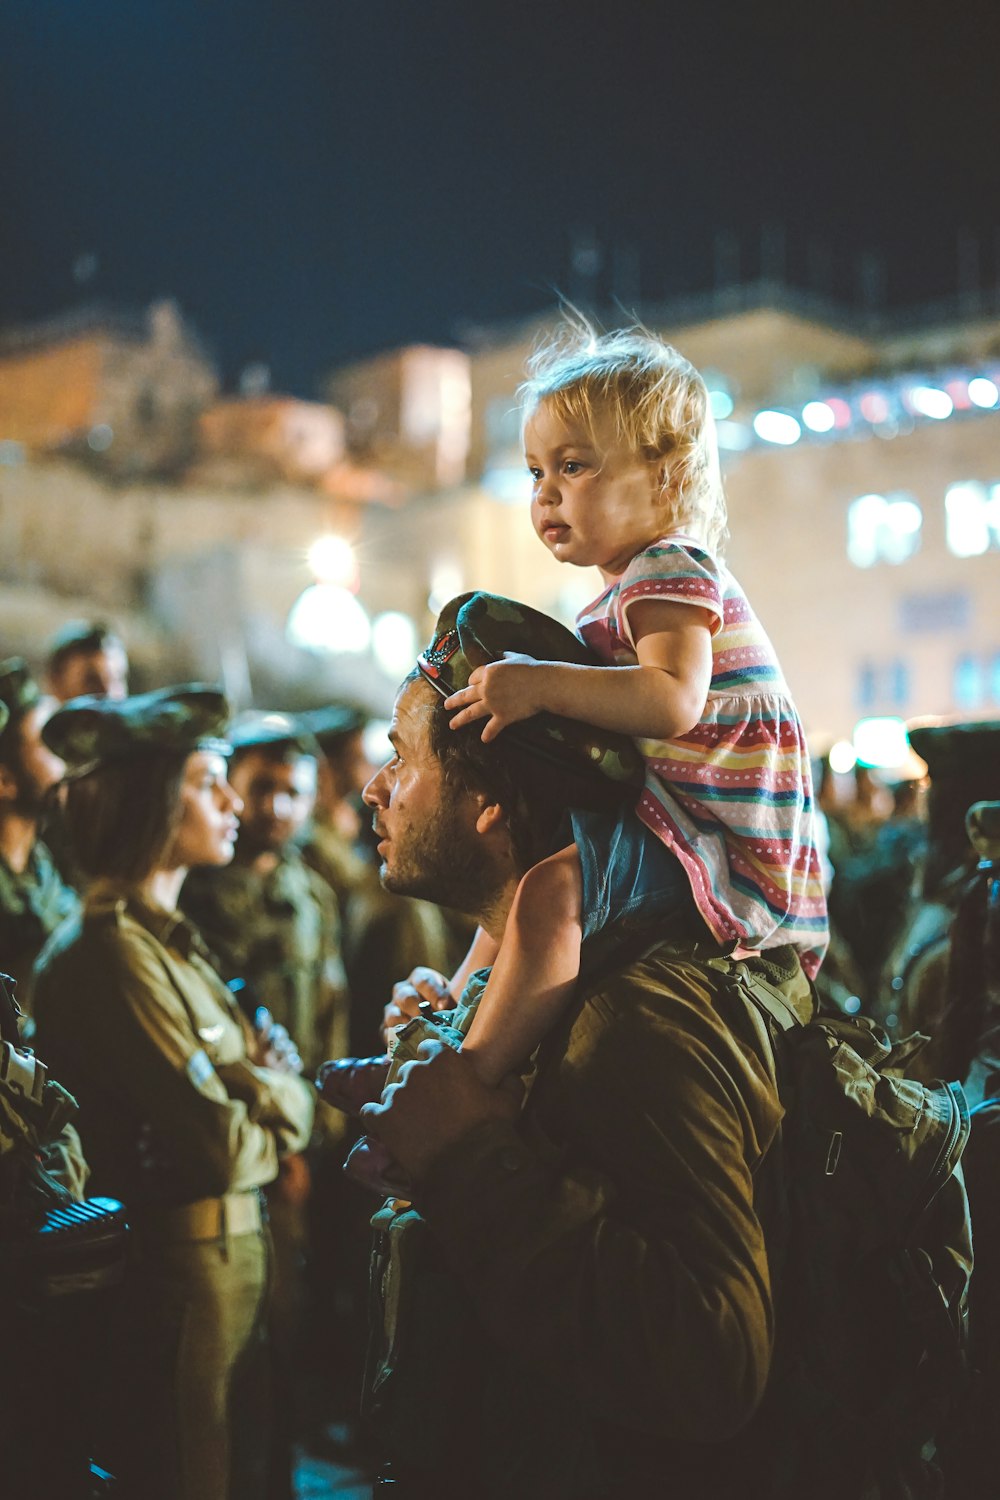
<box><xmin>0</xmin><ymin>658</ymin><xmax>41</xmax><ymax>728</ymax></box>
<box><xmin>227</xmin><ymin>710</ymin><xmax>321</xmax><ymax>758</ymax></box>
<box><xmin>907</xmin><ymin>720</ymin><xmax>1000</xmax><ymax>892</ymax></box>
<box><xmin>42</xmin><ymin>684</ymin><xmax>231</xmax><ymax>780</ymax></box>
<box><xmin>296</xmin><ymin>704</ymin><xmax>367</xmax><ymax>750</ymax></box>
<box><xmin>418</xmin><ymin>591</ymin><xmax>644</xmax><ymax>788</ymax></box>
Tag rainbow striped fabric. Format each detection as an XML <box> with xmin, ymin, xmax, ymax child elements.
<box><xmin>576</xmin><ymin>537</ymin><xmax>828</xmax><ymax>976</ymax></box>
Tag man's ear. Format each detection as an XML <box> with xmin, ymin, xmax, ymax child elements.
<box><xmin>0</xmin><ymin>763</ymin><xmax>19</xmax><ymax>804</ymax></box>
<box><xmin>474</xmin><ymin>799</ymin><xmax>506</xmax><ymax>836</ymax></box>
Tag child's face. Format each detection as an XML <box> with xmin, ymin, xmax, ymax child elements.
<box><xmin>524</xmin><ymin>402</ymin><xmax>665</xmax><ymax>580</ymax></box>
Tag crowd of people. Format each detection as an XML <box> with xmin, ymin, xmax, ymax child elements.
<box><xmin>0</xmin><ymin>327</ymin><xmax>997</xmax><ymax>1500</ymax></box>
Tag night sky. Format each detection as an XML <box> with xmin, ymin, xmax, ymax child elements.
<box><xmin>3</xmin><ymin>0</ymin><xmax>999</xmax><ymax>395</ymax></box>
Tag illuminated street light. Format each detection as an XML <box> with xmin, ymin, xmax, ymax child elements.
<box><xmin>828</xmin><ymin>740</ymin><xmax>857</xmax><ymax>774</ymax></box>
<box><xmin>286</xmin><ymin>583</ymin><xmax>371</xmax><ymax>654</ymax></box>
<box><xmin>968</xmin><ymin>376</ymin><xmax>1000</xmax><ymax>409</ymax></box>
<box><xmin>853</xmin><ymin>716</ymin><xmax>910</xmax><ymax>770</ymax></box>
<box><xmin>752</xmin><ymin>410</ymin><xmax>801</xmax><ymax>446</ymax></box>
<box><xmin>907</xmin><ymin>386</ymin><xmax>953</xmax><ymax>420</ymax></box>
<box><xmin>308</xmin><ymin>534</ymin><xmax>358</xmax><ymax>589</ymax></box>
<box><xmin>801</xmin><ymin>401</ymin><xmax>836</xmax><ymax>433</ymax></box>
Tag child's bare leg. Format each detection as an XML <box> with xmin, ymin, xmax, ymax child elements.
<box><xmin>462</xmin><ymin>844</ymin><xmax>582</xmax><ymax>1087</ymax></box>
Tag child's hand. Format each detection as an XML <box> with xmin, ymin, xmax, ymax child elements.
<box><xmin>444</xmin><ymin>652</ymin><xmax>543</xmax><ymax>742</ymax></box>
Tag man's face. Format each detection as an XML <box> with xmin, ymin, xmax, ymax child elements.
<box><xmin>228</xmin><ymin>748</ymin><xmax>317</xmax><ymax>856</ymax></box>
<box><xmin>51</xmin><ymin>645</ymin><xmax>129</xmax><ymax>702</ymax></box>
<box><xmin>362</xmin><ymin>677</ymin><xmax>494</xmax><ymax>912</ymax></box>
<box><xmin>0</xmin><ymin>702</ymin><xmax>66</xmax><ymax>818</ymax></box>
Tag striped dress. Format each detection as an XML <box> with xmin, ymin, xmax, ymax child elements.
<box><xmin>576</xmin><ymin>536</ymin><xmax>829</xmax><ymax>976</ymax></box>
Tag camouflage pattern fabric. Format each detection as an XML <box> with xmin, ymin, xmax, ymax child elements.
<box><xmin>0</xmin><ymin>841</ymin><xmax>79</xmax><ymax>1025</ymax></box>
<box><xmin>418</xmin><ymin>591</ymin><xmax>644</xmax><ymax>788</ymax></box>
<box><xmin>180</xmin><ymin>847</ymin><xmax>349</xmax><ymax>1078</ymax></box>
<box><xmin>0</xmin><ymin>659</ymin><xmax>40</xmax><ymax>724</ymax></box>
<box><xmin>43</xmin><ymin>684</ymin><xmax>231</xmax><ymax>778</ymax></box>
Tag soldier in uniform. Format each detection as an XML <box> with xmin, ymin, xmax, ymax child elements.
<box><xmin>0</xmin><ymin>659</ymin><xmax>78</xmax><ymax>1027</ymax></box>
<box><xmin>32</xmin><ymin>685</ymin><xmax>315</xmax><ymax>1500</ymax></box>
<box><xmin>180</xmin><ymin>712</ymin><xmax>349</xmax><ymax>1075</ymax></box>
<box><xmin>44</xmin><ymin>620</ymin><xmax>129</xmax><ymax>703</ymax></box>
<box><xmin>296</xmin><ymin>704</ymin><xmax>371</xmax><ymax>918</ymax></box>
<box><xmin>179</xmin><ymin>712</ymin><xmax>349</xmax><ymax>1497</ymax></box>
<box><xmin>879</xmin><ymin>720</ymin><xmax>1000</xmax><ymax>1078</ymax></box>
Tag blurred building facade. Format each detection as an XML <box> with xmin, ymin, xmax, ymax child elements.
<box><xmin>1</xmin><ymin>291</ymin><xmax>997</xmax><ymax>735</ymax></box>
<box><xmin>328</xmin><ymin>291</ymin><xmax>1000</xmax><ymax>744</ymax></box>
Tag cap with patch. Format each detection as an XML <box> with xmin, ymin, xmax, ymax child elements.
<box><xmin>0</xmin><ymin>658</ymin><xmax>41</xmax><ymax>726</ymax></box>
<box><xmin>418</xmin><ymin>591</ymin><xmax>643</xmax><ymax>789</ymax></box>
<box><xmin>42</xmin><ymin>684</ymin><xmax>231</xmax><ymax>780</ymax></box>
<box><xmin>228</xmin><ymin>710</ymin><xmax>321</xmax><ymax>758</ymax></box>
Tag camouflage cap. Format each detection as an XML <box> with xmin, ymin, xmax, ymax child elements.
<box><xmin>417</xmin><ymin>591</ymin><xmax>644</xmax><ymax>788</ymax></box>
<box><xmin>0</xmin><ymin>658</ymin><xmax>41</xmax><ymax>726</ymax></box>
<box><xmin>42</xmin><ymin>684</ymin><xmax>231</xmax><ymax>780</ymax></box>
<box><xmin>227</xmin><ymin>710</ymin><xmax>321</xmax><ymax>759</ymax></box>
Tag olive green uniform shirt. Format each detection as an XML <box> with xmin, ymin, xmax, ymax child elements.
<box><xmin>0</xmin><ymin>840</ymin><xmax>78</xmax><ymax>1024</ymax></box>
<box><xmin>180</xmin><ymin>848</ymin><xmax>348</xmax><ymax>1078</ymax></box>
<box><xmin>32</xmin><ymin>884</ymin><xmax>314</xmax><ymax>1208</ymax></box>
<box><xmin>367</xmin><ymin>940</ymin><xmax>812</xmax><ymax>1499</ymax></box>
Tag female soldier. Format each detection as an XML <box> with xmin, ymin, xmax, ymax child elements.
<box><xmin>33</xmin><ymin>685</ymin><xmax>315</xmax><ymax>1500</ymax></box>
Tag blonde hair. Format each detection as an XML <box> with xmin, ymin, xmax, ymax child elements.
<box><xmin>519</xmin><ymin>322</ymin><xmax>728</xmax><ymax>551</ymax></box>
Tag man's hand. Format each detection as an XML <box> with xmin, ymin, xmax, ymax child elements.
<box><xmin>443</xmin><ymin>652</ymin><xmax>542</xmax><ymax>743</ymax></box>
<box><xmin>361</xmin><ymin>1038</ymin><xmax>521</xmax><ymax>1184</ymax></box>
<box><xmin>381</xmin><ymin>965</ymin><xmax>452</xmax><ymax>1043</ymax></box>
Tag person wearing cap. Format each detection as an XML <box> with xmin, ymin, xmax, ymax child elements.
<box><xmin>31</xmin><ymin>686</ymin><xmax>315</xmax><ymax>1500</ymax></box>
<box><xmin>45</xmin><ymin>620</ymin><xmax>129</xmax><ymax>703</ymax></box>
<box><xmin>0</xmin><ymin>658</ymin><xmax>79</xmax><ymax>1025</ymax></box>
<box><xmin>295</xmin><ymin>704</ymin><xmax>372</xmax><ymax>913</ymax></box>
<box><xmin>319</xmin><ymin>592</ymin><xmax>812</xmax><ymax>1500</ymax></box>
<box><xmin>180</xmin><ymin>711</ymin><xmax>349</xmax><ymax>1079</ymax></box>
<box><xmin>179</xmin><ymin>710</ymin><xmax>349</xmax><ymax>1496</ymax></box>
<box><xmin>880</xmin><ymin>720</ymin><xmax>1000</xmax><ymax>1078</ymax></box>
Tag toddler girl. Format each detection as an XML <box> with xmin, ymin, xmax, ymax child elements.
<box><xmin>443</xmin><ymin>327</ymin><xmax>829</xmax><ymax>1085</ymax></box>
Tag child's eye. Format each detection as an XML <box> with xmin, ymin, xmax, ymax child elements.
<box><xmin>563</xmin><ymin>460</ymin><xmax>583</xmax><ymax>475</ymax></box>
<box><xmin>527</xmin><ymin>466</ymin><xmax>542</xmax><ymax>481</ymax></box>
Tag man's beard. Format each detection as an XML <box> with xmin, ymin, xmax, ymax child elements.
<box><xmin>379</xmin><ymin>803</ymin><xmax>496</xmax><ymax>917</ymax></box>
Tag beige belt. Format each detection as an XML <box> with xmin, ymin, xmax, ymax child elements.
<box><xmin>138</xmin><ymin>1192</ymin><xmax>264</xmax><ymax>1243</ymax></box>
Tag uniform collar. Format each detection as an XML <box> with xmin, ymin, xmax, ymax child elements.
<box><xmin>84</xmin><ymin>879</ymin><xmax>205</xmax><ymax>958</ymax></box>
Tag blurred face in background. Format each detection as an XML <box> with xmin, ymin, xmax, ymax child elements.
<box><xmin>50</xmin><ymin>643</ymin><xmax>129</xmax><ymax>703</ymax></box>
<box><xmin>229</xmin><ymin>747</ymin><xmax>317</xmax><ymax>857</ymax></box>
<box><xmin>0</xmin><ymin>702</ymin><xmax>66</xmax><ymax>819</ymax></box>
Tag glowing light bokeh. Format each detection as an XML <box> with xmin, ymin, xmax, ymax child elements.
<box><xmin>752</xmin><ymin>410</ymin><xmax>801</xmax><ymax>446</ymax></box>
<box><xmin>307</xmin><ymin>534</ymin><xmax>358</xmax><ymax>589</ymax></box>
<box><xmin>286</xmin><ymin>584</ymin><xmax>371</xmax><ymax>654</ymax></box>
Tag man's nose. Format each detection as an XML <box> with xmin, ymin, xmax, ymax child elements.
<box><xmin>362</xmin><ymin>764</ymin><xmax>388</xmax><ymax>808</ymax></box>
